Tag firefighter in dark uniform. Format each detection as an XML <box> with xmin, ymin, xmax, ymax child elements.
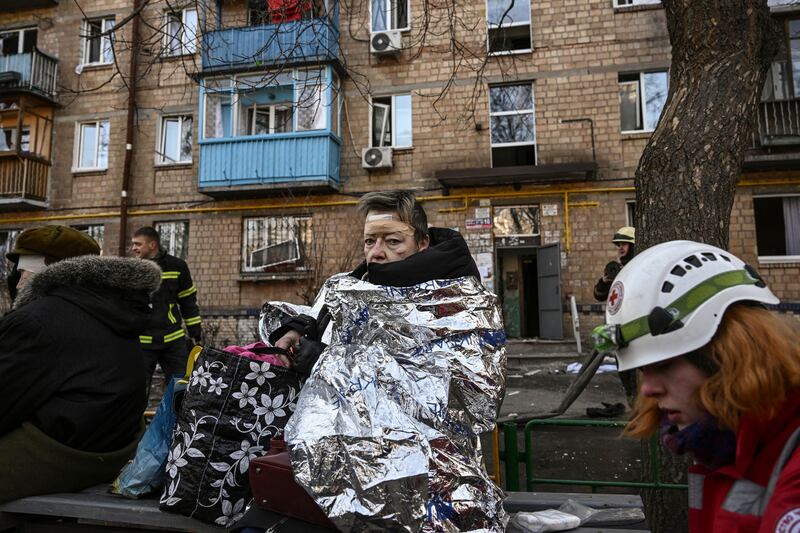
<box><xmin>131</xmin><ymin>226</ymin><xmax>201</xmax><ymax>388</ymax></box>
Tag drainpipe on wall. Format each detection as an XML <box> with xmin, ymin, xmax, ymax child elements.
<box><xmin>118</xmin><ymin>0</ymin><xmax>142</xmax><ymax>256</ymax></box>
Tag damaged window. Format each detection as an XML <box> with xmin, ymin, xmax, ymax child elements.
<box><xmin>242</xmin><ymin>216</ymin><xmax>312</xmax><ymax>273</ymax></box>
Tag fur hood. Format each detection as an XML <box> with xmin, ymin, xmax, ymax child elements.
<box><xmin>14</xmin><ymin>255</ymin><xmax>162</xmax><ymax>310</ymax></box>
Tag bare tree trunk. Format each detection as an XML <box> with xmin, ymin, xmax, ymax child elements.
<box><xmin>633</xmin><ymin>1</ymin><xmax>780</xmax><ymax>531</ymax></box>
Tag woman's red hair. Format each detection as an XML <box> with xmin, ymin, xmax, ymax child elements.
<box><xmin>625</xmin><ymin>304</ymin><xmax>800</xmax><ymax>438</ymax></box>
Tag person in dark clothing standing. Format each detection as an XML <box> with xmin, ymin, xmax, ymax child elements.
<box><xmin>593</xmin><ymin>226</ymin><xmax>636</xmax><ymax>302</ymax></box>
<box><xmin>0</xmin><ymin>225</ymin><xmax>161</xmax><ymax>501</ymax></box>
<box><xmin>131</xmin><ymin>227</ymin><xmax>202</xmax><ymax>387</ymax></box>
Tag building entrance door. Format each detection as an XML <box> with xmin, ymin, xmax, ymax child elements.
<box><xmin>497</xmin><ymin>243</ymin><xmax>563</xmax><ymax>339</ymax></box>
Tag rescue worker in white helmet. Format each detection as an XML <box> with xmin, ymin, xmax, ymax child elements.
<box><xmin>592</xmin><ymin>240</ymin><xmax>800</xmax><ymax>533</ymax></box>
<box><xmin>593</xmin><ymin>226</ymin><xmax>635</xmax><ymax>302</ymax></box>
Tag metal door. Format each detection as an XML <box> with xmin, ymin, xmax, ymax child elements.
<box><xmin>537</xmin><ymin>243</ymin><xmax>563</xmax><ymax>339</ymax></box>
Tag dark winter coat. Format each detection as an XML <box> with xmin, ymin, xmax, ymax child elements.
<box><xmin>140</xmin><ymin>250</ymin><xmax>202</xmax><ymax>349</ymax></box>
<box><xmin>0</xmin><ymin>255</ymin><xmax>161</xmax><ymax>452</ymax></box>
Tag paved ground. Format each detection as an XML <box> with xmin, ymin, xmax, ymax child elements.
<box><xmin>488</xmin><ymin>355</ymin><xmax>647</xmax><ymax>493</ymax></box>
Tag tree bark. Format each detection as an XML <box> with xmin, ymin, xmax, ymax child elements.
<box><xmin>633</xmin><ymin>2</ymin><xmax>780</xmax><ymax>532</ymax></box>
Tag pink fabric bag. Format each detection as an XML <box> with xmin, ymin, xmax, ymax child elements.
<box><xmin>223</xmin><ymin>341</ymin><xmax>288</xmax><ymax>367</ymax></box>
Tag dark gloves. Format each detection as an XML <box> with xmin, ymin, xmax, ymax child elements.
<box><xmin>268</xmin><ymin>314</ymin><xmax>321</xmax><ymax>345</ymax></box>
<box><xmin>603</xmin><ymin>260</ymin><xmax>622</xmax><ymax>280</ymax></box>
<box><xmin>291</xmin><ymin>338</ymin><xmax>327</xmax><ymax>377</ymax></box>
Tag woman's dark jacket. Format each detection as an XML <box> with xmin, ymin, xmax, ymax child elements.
<box><xmin>0</xmin><ymin>255</ymin><xmax>161</xmax><ymax>452</ymax></box>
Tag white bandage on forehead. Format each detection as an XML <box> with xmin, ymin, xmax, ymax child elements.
<box><xmin>364</xmin><ymin>219</ymin><xmax>416</xmax><ymax>238</ymax></box>
<box><xmin>17</xmin><ymin>254</ymin><xmax>47</xmax><ymax>274</ymax></box>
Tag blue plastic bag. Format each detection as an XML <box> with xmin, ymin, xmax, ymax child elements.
<box><xmin>112</xmin><ymin>377</ymin><xmax>185</xmax><ymax>498</ymax></box>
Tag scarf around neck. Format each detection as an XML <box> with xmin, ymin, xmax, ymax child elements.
<box><xmin>661</xmin><ymin>414</ymin><xmax>737</xmax><ymax>470</ymax></box>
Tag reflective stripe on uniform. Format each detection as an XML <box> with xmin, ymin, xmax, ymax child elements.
<box><xmin>161</xmin><ymin>271</ymin><xmax>180</xmax><ymax>279</ymax></box>
<box><xmin>720</xmin><ymin>426</ymin><xmax>800</xmax><ymax>517</ymax></box>
<box><xmin>688</xmin><ymin>472</ymin><xmax>705</xmax><ymax>510</ymax></box>
<box><xmin>177</xmin><ymin>285</ymin><xmax>197</xmax><ymax>299</ymax></box>
<box><xmin>164</xmin><ymin>329</ymin><xmax>186</xmax><ymax>343</ymax></box>
<box><xmin>139</xmin><ymin>335</ymin><xmax>153</xmax><ymax>344</ymax></box>
<box><xmin>722</xmin><ymin>479</ymin><xmax>764</xmax><ymax>516</ymax></box>
<box><xmin>167</xmin><ymin>303</ymin><xmax>177</xmax><ymax>324</ymax></box>
<box><xmin>184</xmin><ymin>315</ymin><xmax>201</xmax><ymax>326</ymax></box>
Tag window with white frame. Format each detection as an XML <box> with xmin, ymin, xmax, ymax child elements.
<box><xmin>75</xmin><ymin>120</ymin><xmax>110</xmax><ymax>171</ymax></box>
<box><xmin>753</xmin><ymin>195</ymin><xmax>800</xmax><ymax>260</ymax></box>
<box><xmin>295</xmin><ymin>69</ymin><xmax>325</xmax><ymax>131</ymax></box>
<box><xmin>235</xmin><ymin>75</ymin><xmax>294</xmax><ymax>136</ymax></box>
<box><xmin>81</xmin><ymin>17</ymin><xmax>115</xmax><ymax>65</ymax></box>
<box><xmin>242</xmin><ymin>216</ymin><xmax>312</xmax><ymax>273</ymax></box>
<box><xmin>0</xmin><ymin>27</ymin><xmax>37</xmax><ymax>56</ymax></box>
<box><xmin>626</xmin><ymin>200</ymin><xmax>636</xmax><ymax>227</ymax></box>
<box><xmin>164</xmin><ymin>8</ymin><xmax>198</xmax><ymax>56</ymax></box>
<box><xmin>619</xmin><ymin>71</ymin><xmax>668</xmax><ymax>132</ymax></box>
<box><xmin>158</xmin><ymin>115</ymin><xmax>193</xmax><ymax>164</ymax></box>
<box><xmin>489</xmin><ymin>83</ymin><xmax>536</xmax><ymax>167</ymax></box>
<box><xmin>72</xmin><ymin>224</ymin><xmax>105</xmax><ymax>251</ymax></box>
<box><xmin>203</xmin><ymin>69</ymin><xmax>336</xmax><ymax>140</ymax></box>
<box><xmin>613</xmin><ymin>0</ymin><xmax>661</xmax><ymax>7</ymax></box>
<box><xmin>370</xmin><ymin>94</ymin><xmax>412</xmax><ymax>148</ymax></box>
<box><xmin>155</xmin><ymin>220</ymin><xmax>189</xmax><ymax>260</ymax></box>
<box><xmin>371</xmin><ymin>0</ymin><xmax>409</xmax><ymax>32</ymax></box>
<box><xmin>486</xmin><ymin>0</ymin><xmax>531</xmax><ymax>54</ymax></box>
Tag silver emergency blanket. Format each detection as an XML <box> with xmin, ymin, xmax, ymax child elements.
<box><xmin>263</xmin><ymin>274</ymin><xmax>507</xmax><ymax>532</ymax></box>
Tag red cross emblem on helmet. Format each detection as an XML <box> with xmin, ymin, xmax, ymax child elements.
<box><xmin>608</xmin><ymin>281</ymin><xmax>624</xmax><ymax>315</ymax></box>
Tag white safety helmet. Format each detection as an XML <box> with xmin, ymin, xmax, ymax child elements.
<box><xmin>599</xmin><ymin>240</ymin><xmax>779</xmax><ymax>371</ymax></box>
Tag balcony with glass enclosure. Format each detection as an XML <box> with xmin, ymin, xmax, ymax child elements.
<box><xmin>201</xmin><ymin>0</ymin><xmax>340</xmax><ymax>74</ymax></box>
<box><xmin>198</xmin><ymin>66</ymin><xmax>342</xmax><ymax>196</ymax></box>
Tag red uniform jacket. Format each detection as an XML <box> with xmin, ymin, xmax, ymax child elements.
<box><xmin>688</xmin><ymin>389</ymin><xmax>800</xmax><ymax>533</ymax></box>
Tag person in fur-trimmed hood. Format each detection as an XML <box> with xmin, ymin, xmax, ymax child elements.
<box><xmin>0</xmin><ymin>226</ymin><xmax>162</xmax><ymax>502</ymax></box>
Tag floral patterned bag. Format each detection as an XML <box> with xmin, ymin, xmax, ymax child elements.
<box><xmin>159</xmin><ymin>345</ymin><xmax>303</xmax><ymax>527</ymax></box>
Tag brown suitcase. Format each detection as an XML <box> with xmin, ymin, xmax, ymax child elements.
<box><xmin>249</xmin><ymin>438</ymin><xmax>337</xmax><ymax>529</ymax></box>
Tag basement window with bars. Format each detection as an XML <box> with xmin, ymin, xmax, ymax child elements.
<box><xmin>80</xmin><ymin>17</ymin><xmax>115</xmax><ymax>66</ymax></box>
<box><xmin>72</xmin><ymin>224</ymin><xmax>105</xmax><ymax>251</ymax></box>
<box><xmin>163</xmin><ymin>8</ymin><xmax>198</xmax><ymax>57</ymax></box>
<box><xmin>486</xmin><ymin>0</ymin><xmax>531</xmax><ymax>54</ymax></box>
<box><xmin>242</xmin><ymin>216</ymin><xmax>312</xmax><ymax>273</ymax></box>
<box><xmin>155</xmin><ymin>220</ymin><xmax>189</xmax><ymax>260</ymax></box>
<box><xmin>753</xmin><ymin>195</ymin><xmax>800</xmax><ymax>262</ymax></box>
<box><xmin>489</xmin><ymin>83</ymin><xmax>536</xmax><ymax>167</ymax></box>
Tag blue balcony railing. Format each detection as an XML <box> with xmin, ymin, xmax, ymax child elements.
<box><xmin>198</xmin><ymin>131</ymin><xmax>341</xmax><ymax>192</ymax></box>
<box><xmin>202</xmin><ymin>18</ymin><xmax>340</xmax><ymax>73</ymax></box>
<box><xmin>0</xmin><ymin>49</ymin><xmax>58</xmax><ymax>98</ymax></box>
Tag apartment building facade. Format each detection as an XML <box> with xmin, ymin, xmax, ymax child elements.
<box><xmin>0</xmin><ymin>0</ymin><xmax>798</xmax><ymax>343</ymax></box>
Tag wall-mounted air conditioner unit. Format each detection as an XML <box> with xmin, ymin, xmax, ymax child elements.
<box><xmin>361</xmin><ymin>146</ymin><xmax>393</xmax><ymax>169</ymax></box>
<box><xmin>370</xmin><ymin>30</ymin><xmax>402</xmax><ymax>55</ymax></box>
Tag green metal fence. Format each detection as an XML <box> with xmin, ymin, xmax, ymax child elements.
<box><xmin>500</xmin><ymin>419</ymin><xmax>688</xmax><ymax>492</ymax></box>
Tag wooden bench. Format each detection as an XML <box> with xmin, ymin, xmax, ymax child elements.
<box><xmin>0</xmin><ymin>487</ymin><xmax>649</xmax><ymax>532</ymax></box>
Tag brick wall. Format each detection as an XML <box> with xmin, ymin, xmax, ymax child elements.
<box><xmin>0</xmin><ymin>1</ymin><xmax>798</xmax><ymax>343</ymax></box>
